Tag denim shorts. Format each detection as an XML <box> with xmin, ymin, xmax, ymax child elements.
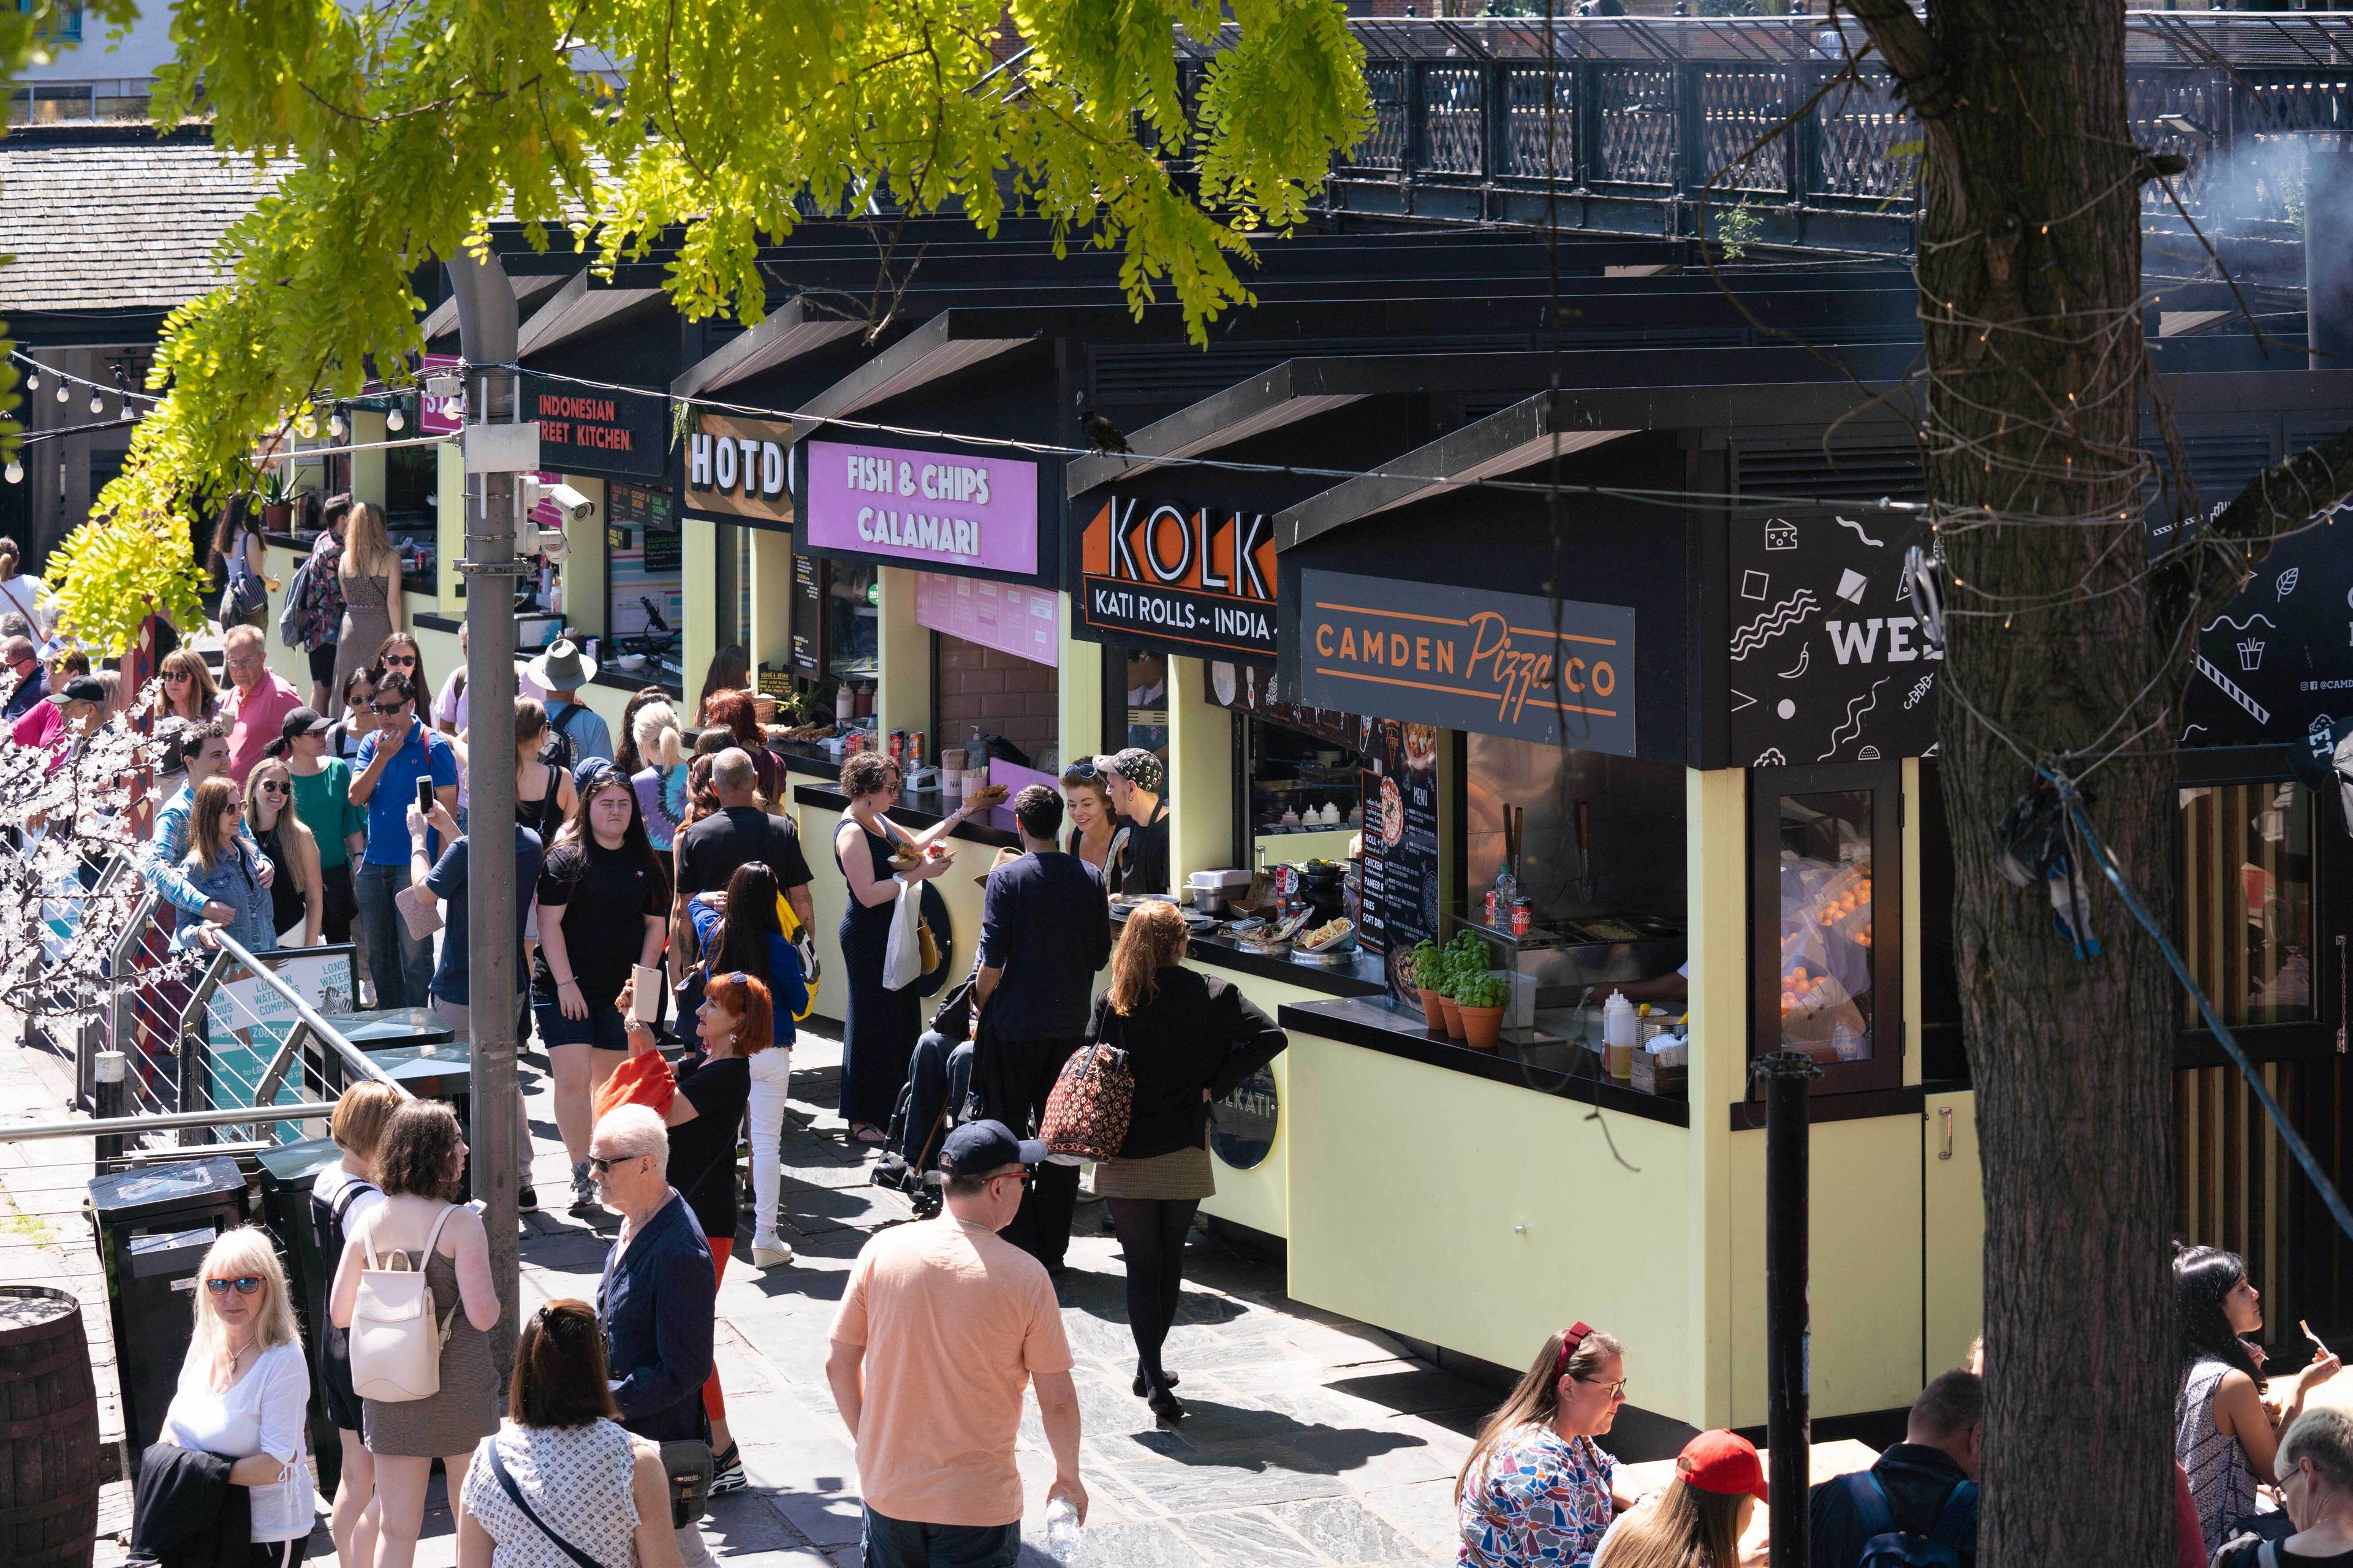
<box><xmin>532</xmin><ymin>995</ymin><xmax>629</xmax><ymax>1051</ymax></box>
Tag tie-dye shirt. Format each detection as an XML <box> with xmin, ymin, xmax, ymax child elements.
<box><xmin>1458</xmin><ymin>1423</ymin><xmax>1620</xmax><ymax>1568</ymax></box>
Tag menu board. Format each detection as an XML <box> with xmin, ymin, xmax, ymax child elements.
<box><xmin>1359</xmin><ymin>719</ymin><xmax>1442</xmax><ymax>1010</ymax></box>
<box><xmin>792</xmin><ymin>555</ymin><xmax>825</xmax><ymax>675</ymax></box>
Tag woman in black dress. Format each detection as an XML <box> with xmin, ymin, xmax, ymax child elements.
<box><xmin>832</xmin><ymin>752</ymin><xmax>966</xmax><ymax>1143</ymax></box>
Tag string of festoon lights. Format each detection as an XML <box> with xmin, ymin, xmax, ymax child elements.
<box><xmin>2</xmin><ymin>350</ymin><xmax>163</xmax><ymax>485</ymax></box>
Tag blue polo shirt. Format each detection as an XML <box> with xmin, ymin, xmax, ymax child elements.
<box><xmin>355</xmin><ymin>720</ymin><xmax>460</xmax><ymax>866</ymax></box>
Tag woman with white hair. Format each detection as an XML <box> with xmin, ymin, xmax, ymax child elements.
<box><xmin>157</xmin><ymin>1225</ymin><xmax>317</xmax><ymax>1568</ymax></box>
<box><xmin>2218</xmin><ymin>1406</ymin><xmax>2353</xmax><ymax>1567</ymax></box>
<box><xmin>629</xmin><ymin>698</ymin><xmax>689</xmax><ymax>850</ymax></box>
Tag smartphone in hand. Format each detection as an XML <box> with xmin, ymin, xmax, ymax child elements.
<box><xmin>631</xmin><ymin>964</ymin><xmax>665</xmax><ymax>1022</ymax></box>
<box><xmin>416</xmin><ymin>776</ymin><xmax>436</xmax><ymax>817</ymax></box>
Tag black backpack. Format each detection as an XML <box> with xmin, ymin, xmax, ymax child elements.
<box><xmin>541</xmin><ymin>700</ymin><xmax>590</xmax><ymax>771</ymax></box>
<box><xmin>1845</xmin><ymin>1471</ymin><xmax>1977</xmax><ymax>1568</ymax></box>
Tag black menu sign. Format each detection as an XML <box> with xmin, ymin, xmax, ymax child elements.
<box><xmin>1360</xmin><ymin>719</ymin><xmax>1442</xmax><ymax>1010</ymax></box>
<box><xmin>792</xmin><ymin>555</ymin><xmax>825</xmax><ymax>676</ymax></box>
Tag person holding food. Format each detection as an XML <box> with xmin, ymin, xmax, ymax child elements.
<box><xmin>832</xmin><ymin>752</ymin><xmax>977</xmax><ymax>1143</ymax></box>
<box><xmin>1087</xmin><ymin>901</ymin><xmax>1287</xmax><ymax>1421</ymax></box>
<box><xmin>1103</xmin><ymin>748</ymin><xmax>1171</xmax><ymax>898</ymax></box>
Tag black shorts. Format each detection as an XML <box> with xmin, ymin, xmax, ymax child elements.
<box><xmin>306</xmin><ymin>642</ymin><xmax>338</xmax><ymax>684</ymax></box>
<box><xmin>533</xmin><ymin>996</ymin><xmax>629</xmax><ymax>1051</ymax></box>
<box><xmin>317</xmin><ymin>1324</ymin><xmax>362</xmax><ymax>1432</ymax></box>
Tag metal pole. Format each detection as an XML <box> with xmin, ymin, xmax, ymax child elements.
<box><xmin>0</xmin><ymin>1102</ymin><xmax>348</xmax><ymax>1142</ymax></box>
<box><xmin>1757</xmin><ymin>1050</ymin><xmax>1820</xmax><ymax>1568</ymax></box>
<box><xmin>449</xmin><ymin>254</ymin><xmax>522</xmax><ymax>1370</ymax></box>
<box><xmin>93</xmin><ymin>1050</ymin><xmax>126</xmax><ymax>1161</ymax></box>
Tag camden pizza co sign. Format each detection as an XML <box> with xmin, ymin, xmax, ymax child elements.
<box><xmin>1072</xmin><ymin>494</ymin><xmax>1279</xmax><ymax>662</ymax></box>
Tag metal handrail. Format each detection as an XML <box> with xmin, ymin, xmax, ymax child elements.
<box><xmin>0</xmin><ymin>1103</ymin><xmax>346</xmax><ymax>1143</ymax></box>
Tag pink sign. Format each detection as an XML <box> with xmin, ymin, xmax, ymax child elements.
<box><xmin>803</xmin><ymin>438</ymin><xmax>1039</xmax><ymax>575</ymax></box>
<box><xmin>914</xmin><ymin>571</ymin><xmax>1059</xmax><ymax>668</ymax></box>
<box><xmin>419</xmin><ymin>353</ymin><xmax>464</xmax><ymax>434</ymax></box>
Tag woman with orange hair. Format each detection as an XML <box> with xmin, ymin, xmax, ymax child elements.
<box><xmin>616</xmin><ymin>966</ymin><xmax>771</xmax><ymax>1496</ymax></box>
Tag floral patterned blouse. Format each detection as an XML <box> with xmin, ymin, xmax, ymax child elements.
<box><xmin>1458</xmin><ymin>1423</ymin><xmax>1620</xmax><ymax>1568</ymax></box>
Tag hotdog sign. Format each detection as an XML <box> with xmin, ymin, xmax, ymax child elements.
<box><xmin>1297</xmin><ymin>568</ymin><xmax>1637</xmax><ymax>754</ymax></box>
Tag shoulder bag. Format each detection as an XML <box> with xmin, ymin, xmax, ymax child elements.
<box><xmin>486</xmin><ymin>1440</ymin><xmax>618</xmax><ymax>1568</ymax></box>
<box><xmin>1037</xmin><ymin>1007</ymin><xmax>1135</xmax><ymax>1163</ymax></box>
<box><xmin>347</xmin><ymin>1203</ymin><xmax>458</xmax><ymax>1402</ymax></box>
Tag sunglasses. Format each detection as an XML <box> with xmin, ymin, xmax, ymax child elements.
<box><xmin>164</xmin><ymin>669</ymin><xmax>192</xmax><ymax>681</ymax></box>
<box><xmin>369</xmin><ymin>699</ymin><xmax>410</xmax><ymax>714</ymax></box>
<box><xmin>382</xmin><ymin>654</ymin><xmax>418</xmax><ymax>668</ymax></box>
<box><xmin>205</xmin><ymin>1276</ymin><xmax>263</xmax><ymax>1296</ymax></box>
<box><xmin>1577</xmin><ymin>1376</ymin><xmax>1629</xmax><ymax>1401</ymax></box>
<box><xmin>259</xmin><ymin>781</ymin><xmax>288</xmax><ymax>796</ymax></box>
<box><xmin>1064</xmin><ymin>760</ymin><xmax>1101</xmax><ymax>781</ymax></box>
<box><xmin>585</xmin><ymin>1153</ymin><xmax>643</xmax><ymax>1175</ymax></box>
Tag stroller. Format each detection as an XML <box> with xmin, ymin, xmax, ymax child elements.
<box><xmin>872</xmin><ymin>971</ymin><xmax>980</xmax><ymax>1219</ymax></box>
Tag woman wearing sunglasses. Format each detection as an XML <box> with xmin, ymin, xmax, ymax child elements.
<box><xmin>244</xmin><ymin>759</ymin><xmax>323</xmax><ymax>947</ymax></box>
<box><xmin>176</xmin><ymin>777</ymin><xmax>278</xmax><ymax>956</ymax></box>
<box><xmin>1458</xmin><ymin>1323</ymin><xmax>1639</xmax><ymax>1568</ymax></box>
<box><xmin>155</xmin><ymin>1226</ymin><xmax>317</xmax><ymax>1568</ymax></box>
<box><xmin>615</xmin><ymin>966</ymin><xmax>772</xmax><ymax>1499</ymax></box>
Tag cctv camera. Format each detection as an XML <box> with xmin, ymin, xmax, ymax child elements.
<box><xmin>550</xmin><ymin>482</ymin><xmax>595</xmax><ymax>523</ymax></box>
<box><xmin>539</xmin><ymin>528</ymin><xmax>573</xmax><ymax>564</ymax></box>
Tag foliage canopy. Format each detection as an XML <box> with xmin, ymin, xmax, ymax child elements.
<box><xmin>31</xmin><ymin>0</ymin><xmax>1370</xmax><ymax>648</ymax></box>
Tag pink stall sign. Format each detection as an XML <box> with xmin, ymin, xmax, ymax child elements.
<box><xmin>802</xmin><ymin>438</ymin><xmax>1039</xmax><ymax>575</ymax></box>
<box><xmin>913</xmin><ymin>572</ymin><xmax>1059</xmax><ymax>668</ymax></box>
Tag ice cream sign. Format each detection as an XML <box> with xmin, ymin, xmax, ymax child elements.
<box><xmin>801</xmin><ymin>437</ymin><xmax>1040</xmax><ymax>577</ymax></box>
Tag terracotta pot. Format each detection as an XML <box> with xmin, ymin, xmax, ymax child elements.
<box><xmin>1458</xmin><ymin>1004</ymin><xmax>1506</xmax><ymax>1051</ymax></box>
<box><xmin>1417</xmin><ymin>987</ymin><xmax>1447</xmax><ymax>1031</ymax></box>
<box><xmin>262</xmin><ymin>501</ymin><xmax>293</xmax><ymax>535</ymax></box>
<box><xmin>1438</xmin><ymin>993</ymin><xmax>1465</xmax><ymax>1040</ymax></box>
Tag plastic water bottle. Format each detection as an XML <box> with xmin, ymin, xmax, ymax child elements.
<box><xmin>1043</xmin><ymin>1496</ymin><xmax>1082</xmax><ymax>1559</ymax></box>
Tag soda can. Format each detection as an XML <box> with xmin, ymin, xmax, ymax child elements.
<box><xmin>909</xmin><ymin>730</ymin><xmax>925</xmax><ymax>768</ymax></box>
<box><xmin>889</xmin><ymin>729</ymin><xmax>905</xmax><ymax>763</ymax></box>
<box><xmin>1510</xmin><ymin>897</ymin><xmax>1534</xmax><ymax>937</ymax></box>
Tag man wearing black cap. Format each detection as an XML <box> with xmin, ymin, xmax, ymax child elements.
<box><xmin>827</xmin><ymin>1120</ymin><xmax>1085</xmax><ymax>1567</ymax></box>
<box><xmin>9</xmin><ymin>671</ymin><xmax>103</xmax><ymax>753</ymax></box>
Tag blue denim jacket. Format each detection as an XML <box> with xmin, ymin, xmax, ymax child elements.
<box><xmin>172</xmin><ymin>846</ymin><xmax>278</xmax><ymax>955</ymax></box>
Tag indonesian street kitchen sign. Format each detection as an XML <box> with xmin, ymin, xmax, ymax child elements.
<box><xmin>683</xmin><ymin>412</ymin><xmax>795</xmax><ymax>529</ymax></box>
<box><xmin>795</xmin><ymin>435</ymin><xmax>1044</xmax><ymax>580</ymax></box>
<box><xmin>1297</xmin><ymin>568</ymin><xmax>1637</xmax><ymax>754</ymax></box>
<box><xmin>1072</xmin><ymin>494</ymin><xmax>1279</xmax><ymax>663</ymax></box>
<box><xmin>521</xmin><ymin>373</ymin><xmax>665</xmax><ymax>479</ymax></box>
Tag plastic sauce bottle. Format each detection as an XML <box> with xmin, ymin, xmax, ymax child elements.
<box><xmin>1604</xmin><ymin>990</ymin><xmax>1637</xmax><ymax>1081</ymax></box>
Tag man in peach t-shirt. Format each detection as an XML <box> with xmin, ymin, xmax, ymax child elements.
<box><xmin>827</xmin><ymin>1120</ymin><xmax>1085</xmax><ymax>1568</ymax></box>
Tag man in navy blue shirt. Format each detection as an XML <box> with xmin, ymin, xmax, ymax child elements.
<box><xmin>976</xmin><ymin>785</ymin><xmax>1111</xmax><ymax>1274</ymax></box>
<box><xmin>348</xmin><ymin>671</ymin><xmax>458</xmax><ymax>1007</ymax></box>
<box><xmin>408</xmin><ymin>800</ymin><xmax>543</xmax><ymax>1209</ymax></box>
<box><xmin>1809</xmin><ymin>1369</ymin><xmax>1982</xmax><ymax>1568</ymax></box>
<box><xmin>591</xmin><ymin>1103</ymin><xmax>719</xmax><ymax>1566</ymax></box>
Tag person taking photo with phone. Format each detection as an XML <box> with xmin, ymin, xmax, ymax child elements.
<box><xmin>347</xmin><ymin>670</ymin><xmax>457</xmax><ymax>1008</ymax></box>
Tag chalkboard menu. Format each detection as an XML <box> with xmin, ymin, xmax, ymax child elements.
<box><xmin>792</xmin><ymin>555</ymin><xmax>825</xmax><ymax>675</ymax></box>
<box><xmin>1360</xmin><ymin>719</ymin><xmax>1442</xmax><ymax>1010</ymax></box>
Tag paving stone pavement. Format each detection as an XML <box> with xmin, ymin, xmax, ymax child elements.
<box><xmin>51</xmin><ymin>1020</ymin><xmax>1488</xmax><ymax>1568</ymax></box>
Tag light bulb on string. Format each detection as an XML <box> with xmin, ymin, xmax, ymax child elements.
<box><xmin>23</xmin><ymin>371</ymin><xmax>37</xmax><ymax>392</ymax></box>
<box><xmin>386</xmin><ymin>407</ymin><xmax>406</xmax><ymax>432</ymax></box>
<box><xmin>3</xmin><ymin>460</ymin><xmax>20</xmax><ymax>486</ymax></box>
<box><xmin>89</xmin><ymin>391</ymin><xmax>103</xmax><ymax>415</ymax></box>
<box><xmin>54</xmin><ymin>381</ymin><xmax>69</xmax><ymax>403</ymax></box>
<box><xmin>330</xmin><ymin>409</ymin><xmax>347</xmax><ymax>440</ymax></box>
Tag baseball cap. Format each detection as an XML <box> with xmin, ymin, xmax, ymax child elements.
<box><xmin>279</xmin><ymin>706</ymin><xmax>332</xmax><ymax>740</ymax></box>
<box><xmin>50</xmin><ymin>675</ymin><xmax>105</xmax><ymax>707</ymax></box>
<box><xmin>1676</xmin><ymin>1430</ymin><xmax>1768</xmax><ymax>1502</ymax></box>
<box><xmin>938</xmin><ymin>1119</ymin><xmax>1045</xmax><ymax>1176</ymax></box>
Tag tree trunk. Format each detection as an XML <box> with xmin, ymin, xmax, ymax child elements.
<box><xmin>1840</xmin><ymin>2</ymin><xmax>2178</xmax><ymax>1562</ymax></box>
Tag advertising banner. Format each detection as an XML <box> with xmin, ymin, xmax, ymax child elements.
<box><xmin>521</xmin><ymin>373</ymin><xmax>666</xmax><ymax>479</ymax></box>
<box><xmin>1072</xmin><ymin>493</ymin><xmax>1278</xmax><ymax>663</ymax></box>
<box><xmin>1297</xmin><ymin>568</ymin><xmax>1637</xmax><ymax>754</ymax></box>
<box><xmin>798</xmin><ymin>436</ymin><xmax>1041</xmax><ymax>578</ymax></box>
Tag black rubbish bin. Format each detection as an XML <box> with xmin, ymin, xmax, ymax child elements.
<box><xmin>86</xmin><ymin>1155</ymin><xmax>249</xmax><ymax>1455</ymax></box>
<box><xmin>254</xmin><ymin>1136</ymin><xmax>344</xmax><ymax>1493</ymax></box>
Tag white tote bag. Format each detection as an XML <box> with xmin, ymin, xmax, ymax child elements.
<box><xmin>882</xmin><ymin>877</ymin><xmax>924</xmax><ymax>992</ymax></box>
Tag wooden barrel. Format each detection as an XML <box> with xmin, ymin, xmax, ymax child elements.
<box><xmin>0</xmin><ymin>1286</ymin><xmax>100</xmax><ymax>1568</ymax></box>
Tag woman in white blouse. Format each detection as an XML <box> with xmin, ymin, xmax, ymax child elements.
<box><xmin>159</xmin><ymin>1226</ymin><xmax>318</xmax><ymax>1568</ymax></box>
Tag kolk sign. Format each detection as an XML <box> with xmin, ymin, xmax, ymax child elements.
<box><xmin>522</xmin><ymin>373</ymin><xmax>665</xmax><ymax>479</ymax></box>
<box><xmin>800</xmin><ymin>437</ymin><xmax>1040</xmax><ymax>578</ymax></box>
<box><xmin>1074</xmin><ymin>494</ymin><xmax>1278</xmax><ymax>662</ymax></box>
<box><xmin>1297</xmin><ymin>568</ymin><xmax>1637</xmax><ymax>754</ymax></box>
<box><xmin>682</xmin><ymin>412</ymin><xmax>795</xmax><ymax>528</ymax></box>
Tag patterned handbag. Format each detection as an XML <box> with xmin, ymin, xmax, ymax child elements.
<box><xmin>1037</xmin><ymin>1010</ymin><xmax>1135</xmax><ymax>1162</ymax></box>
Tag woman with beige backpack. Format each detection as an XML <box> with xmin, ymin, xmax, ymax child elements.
<box><xmin>329</xmin><ymin>1100</ymin><xmax>502</xmax><ymax>1568</ymax></box>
